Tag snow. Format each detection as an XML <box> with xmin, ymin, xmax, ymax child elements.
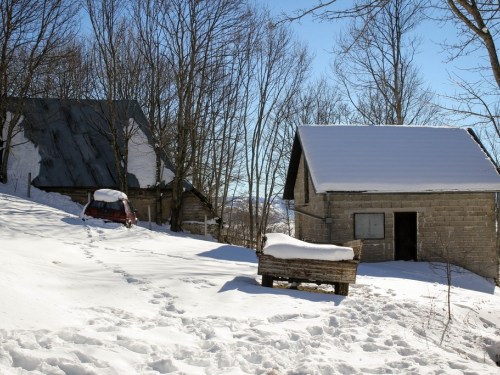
<box><xmin>298</xmin><ymin>125</ymin><xmax>500</xmax><ymax>193</ymax></box>
<box><xmin>128</xmin><ymin>121</ymin><xmax>175</xmax><ymax>188</ymax></box>
<box><xmin>1</xmin><ymin>181</ymin><xmax>500</xmax><ymax>374</ymax></box>
<box><xmin>3</xmin><ymin>112</ymin><xmax>41</xmax><ymax>184</ymax></box>
<box><xmin>263</xmin><ymin>233</ymin><xmax>354</xmax><ymax>261</ymax></box>
<box><xmin>94</xmin><ymin>188</ymin><xmax>128</xmax><ymax>202</ymax></box>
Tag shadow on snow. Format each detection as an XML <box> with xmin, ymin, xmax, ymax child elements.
<box><xmin>197</xmin><ymin>245</ymin><xmax>258</xmax><ymax>264</ymax></box>
<box><xmin>218</xmin><ymin>276</ymin><xmax>343</xmax><ymax>304</ymax></box>
<box><xmin>358</xmin><ymin>261</ymin><xmax>496</xmax><ymax>295</ymax></box>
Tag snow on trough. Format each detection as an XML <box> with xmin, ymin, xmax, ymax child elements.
<box><xmin>0</xmin><ymin>181</ymin><xmax>499</xmax><ymax>374</ymax></box>
<box><xmin>263</xmin><ymin>233</ymin><xmax>354</xmax><ymax>261</ymax></box>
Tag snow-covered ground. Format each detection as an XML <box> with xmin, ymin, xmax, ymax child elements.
<box><xmin>0</xmin><ymin>182</ymin><xmax>499</xmax><ymax>375</ymax></box>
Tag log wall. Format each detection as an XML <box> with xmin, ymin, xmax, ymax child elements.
<box><xmin>38</xmin><ymin>187</ymin><xmax>212</xmax><ymax>225</ymax></box>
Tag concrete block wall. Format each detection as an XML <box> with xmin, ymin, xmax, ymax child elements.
<box><xmin>294</xmin><ymin>155</ymin><xmax>328</xmax><ymax>243</ymax></box>
<box><xmin>293</xmin><ymin>155</ymin><xmax>500</xmax><ymax>280</ymax></box>
<box><xmin>416</xmin><ymin>193</ymin><xmax>498</xmax><ymax>279</ymax></box>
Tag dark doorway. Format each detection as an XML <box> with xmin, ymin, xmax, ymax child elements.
<box><xmin>394</xmin><ymin>212</ymin><xmax>417</xmax><ymax>261</ymax></box>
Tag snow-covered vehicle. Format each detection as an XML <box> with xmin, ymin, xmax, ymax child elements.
<box><xmin>257</xmin><ymin>233</ymin><xmax>363</xmax><ymax>296</ymax></box>
<box><xmin>82</xmin><ymin>189</ymin><xmax>138</xmax><ymax>228</ymax></box>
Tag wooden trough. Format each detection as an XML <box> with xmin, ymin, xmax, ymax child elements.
<box><xmin>257</xmin><ymin>239</ymin><xmax>363</xmax><ymax>296</ymax></box>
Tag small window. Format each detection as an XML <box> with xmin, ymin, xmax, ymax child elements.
<box><xmin>354</xmin><ymin>213</ymin><xmax>385</xmax><ymax>239</ymax></box>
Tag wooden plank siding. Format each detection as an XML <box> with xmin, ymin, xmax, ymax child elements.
<box><xmin>257</xmin><ymin>255</ymin><xmax>359</xmax><ymax>284</ymax></box>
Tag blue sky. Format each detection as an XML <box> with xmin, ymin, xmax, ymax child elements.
<box><xmin>263</xmin><ymin>1</ymin><xmax>481</xmax><ymax>111</ymax></box>
<box><xmin>78</xmin><ymin>1</ymin><xmax>485</xmax><ymax>123</ymax></box>
<box><xmin>79</xmin><ymin>1</ymin><xmax>480</xmax><ymax>108</ymax></box>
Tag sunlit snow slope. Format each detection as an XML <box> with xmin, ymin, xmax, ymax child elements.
<box><xmin>0</xmin><ymin>183</ymin><xmax>499</xmax><ymax>374</ymax></box>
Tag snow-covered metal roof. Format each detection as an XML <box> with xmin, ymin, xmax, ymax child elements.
<box><xmin>293</xmin><ymin>125</ymin><xmax>500</xmax><ymax>194</ymax></box>
<box><xmin>10</xmin><ymin>98</ymin><xmax>177</xmax><ymax>189</ymax></box>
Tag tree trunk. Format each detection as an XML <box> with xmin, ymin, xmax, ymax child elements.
<box><xmin>155</xmin><ymin>148</ymin><xmax>163</xmax><ymax>225</ymax></box>
<box><xmin>170</xmin><ymin>174</ymin><xmax>184</xmax><ymax>232</ymax></box>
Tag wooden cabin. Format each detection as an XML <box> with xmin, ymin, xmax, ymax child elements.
<box><xmin>5</xmin><ymin>98</ymin><xmax>213</xmax><ymax>226</ymax></box>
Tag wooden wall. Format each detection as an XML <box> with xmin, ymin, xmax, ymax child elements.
<box><xmin>39</xmin><ymin>187</ymin><xmax>212</xmax><ymax>225</ymax></box>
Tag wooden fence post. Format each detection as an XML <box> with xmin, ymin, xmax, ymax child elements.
<box><xmin>148</xmin><ymin>205</ymin><xmax>152</xmax><ymax>230</ymax></box>
<box><xmin>204</xmin><ymin>215</ymin><xmax>207</xmax><ymax>240</ymax></box>
<box><xmin>27</xmin><ymin>173</ymin><xmax>31</xmax><ymax>198</ymax></box>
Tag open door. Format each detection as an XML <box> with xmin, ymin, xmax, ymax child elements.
<box><xmin>394</xmin><ymin>212</ymin><xmax>417</xmax><ymax>261</ymax></box>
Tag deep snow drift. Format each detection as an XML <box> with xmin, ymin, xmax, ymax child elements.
<box><xmin>0</xmin><ymin>182</ymin><xmax>499</xmax><ymax>374</ymax></box>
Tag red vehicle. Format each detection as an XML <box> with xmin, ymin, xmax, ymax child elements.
<box><xmin>83</xmin><ymin>189</ymin><xmax>138</xmax><ymax>228</ymax></box>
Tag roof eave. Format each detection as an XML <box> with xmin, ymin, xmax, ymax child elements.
<box><xmin>467</xmin><ymin>128</ymin><xmax>500</xmax><ymax>175</ymax></box>
<box><xmin>319</xmin><ymin>189</ymin><xmax>500</xmax><ymax>195</ymax></box>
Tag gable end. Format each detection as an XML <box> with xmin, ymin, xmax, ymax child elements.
<box><xmin>283</xmin><ymin>132</ymin><xmax>302</xmax><ymax>200</ymax></box>
<box><xmin>466</xmin><ymin>127</ymin><xmax>500</xmax><ymax>175</ymax></box>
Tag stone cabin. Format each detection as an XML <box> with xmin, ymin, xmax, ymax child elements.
<box><xmin>6</xmin><ymin>98</ymin><xmax>213</xmax><ymax>226</ymax></box>
<box><xmin>283</xmin><ymin>125</ymin><xmax>500</xmax><ymax>282</ymax></box>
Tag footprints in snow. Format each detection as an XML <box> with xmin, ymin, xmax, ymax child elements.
<box><xmin>0</xmin><ymin>293</ymin><xmax>492</xmax><ymax>375</ymax></box>
<box><xmin>181</xmin><ymin>277</ymin><xmax>217</xmax><ymax>289</ymax></box>
<box><xmin>0</xmin><ymin>330</ymin><xmax>110</xmax><ymax>373</ymax></box>
<box><xmin>83</xmin><ymin>225</ymin><xmax>184</xmax><ymax>314</ymax></box>
<box><xmin>113</xmin><ymin>268</ymin><xmax>149</xmax><ymax>285</ymax></box>
<box><xmin>109</xmin><ymin>268</ymin><xmax>185</xmax><ymax>312</ymax></box>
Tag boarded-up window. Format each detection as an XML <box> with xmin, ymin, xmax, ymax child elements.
<box><xmin>354</xmin><ymin>213</ymin><xmax>384</xmax><ymax>239</ymax></box>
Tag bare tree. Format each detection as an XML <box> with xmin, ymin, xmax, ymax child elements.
<box><xmin>294</xmin><ymin>76</ymin><xmax>353</xmax><ymax>125</ymax></box>
<box><xmin>84</xmin><ymin>0</ymin><xmax>143</xmax><ymax>194</ymax></box>
<box><xmin>280</xmin><ymin>0</ymin><xmax>390</xmax><ymax>25</ymax></box>
<box><xmin>242</xmin><ymin>10</ymin><xmax>312</xmax><ymax>248</ymax></box>
<box><xmin>442</xmin><ymin>1</ymin><xmax>500</xmax><ymax>92</ymax></box>
<box><xmin>199</xmin><ymin>38</ymin><xmax>249</xmax><ymax>240</ymax></box>
<box><xmin>435</xmin><ymin>1</ymin><xmax>500</xmax><ymax>160</ymax></box>
<box><xmin>0</xmin><ymin>0</ymin><xmax>79</xmax><ymax>183</ymax></box>
<box><xmin>28</xmin><ymin>40</ymin><xmax>93</xmax><ymax>99</ymax></box>
<box><xmin>333</xmin><ymin>0</ymin><xmax>441</xmax><ymax>125</ymax></box>
<box><xmin>131</xmin><ymin>0</ymin><xmax>311</xmax><ymax>238</ymax></box>
<box><xmin>284</xmin><ymin>1</ymin><xmax>500</xmax><ymax>149</ymax></box>
<box><xmin>427</xmin><ymin>229</ymin><xmax>476</xmax><ymax>326</ymax></box>
<box><xmin>157</xmin><ymin>0</ymin><xmax>243</xmax><ymax>232</ymax></box>
<box><xmin>132</xmin><ymin>0</ymin><xmax>175</xmax><ymax>224</ymax></box>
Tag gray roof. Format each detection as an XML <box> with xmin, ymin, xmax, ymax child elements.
<box><xmin>11</xmin><ymin>98</ymin><xmax>176</xmax><ymax>189</ymax></box>
<box><xmin>284</xmin><ymin>125</ymin><xmax>500</xmax><ymax>198</ymax></box>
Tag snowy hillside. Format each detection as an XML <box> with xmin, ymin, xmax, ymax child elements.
<box><xmin>0</xmin><ymin>183</ymin><xmax>499</xmax><ymax>374</ymax></box>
